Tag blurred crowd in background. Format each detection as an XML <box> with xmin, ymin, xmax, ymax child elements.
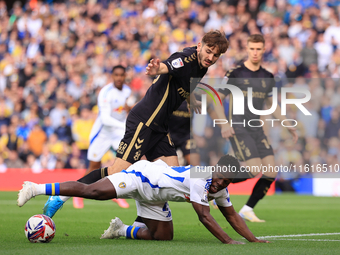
<box><xmin>0</xmin><ymin>0</ymin><xmax>339</xmax><ymax>179</ymax></box>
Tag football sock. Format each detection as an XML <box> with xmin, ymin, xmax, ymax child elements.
<box><xmin>246</xmin><ymin>175</ymin><xmax>275</xmax><ymax>208</ymax></box>
<box><xmin>123</xmin><ymin>225</ymin><xmax>141</xmax><ymax>239</ymax></box>
<box><xmin>232</xmin><ymin>171</ymin><xmax>255</xmax><ymax>183</ymax></box>
<box><xmin>77</xmin><ymin>167</ymin><xmax>108</xmax><ymax>184</ymax></box>
<box><xmin>45</xmin><ymin>183</ymin><xmax>60</xmax><ymax>196</ymax></box>
<box><xmin>36</xmin><ymin>184</ymin><xmax>45</xmax><ymax>195</ymax></box>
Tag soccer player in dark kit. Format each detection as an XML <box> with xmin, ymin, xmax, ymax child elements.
<box><xmin>211</xmin><ymin>34</ymin><xmax>298</xmax><ymax>222</ymax></box>
<box><xmin>43</xmin><ymin>30</ymin><xmax>229</xmax><ymax>218</ymax></box>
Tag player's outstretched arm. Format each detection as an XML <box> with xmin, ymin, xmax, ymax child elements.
<box><xmin>266</xmin><ymin>97</ymin><xmax>298</xmax><ymax>143</ymax></box>
<box><xmin>145</xmin><ymin>59</ymin><xmax>169</xmax><ymax>76</ymax></box>
<box><xmin>218</xmin><ymin>205</ymin><xmax>269</xmax><ymax>243</ymax></box>
<box><xmin>192</xmin><ymin>202</ymin><xmax>244</xmax><ymax>244</ymax></box>
<box><xmin>208</xmin><ymin>92</ymin><xmax>235</xmax><ymax>139</ymax></box>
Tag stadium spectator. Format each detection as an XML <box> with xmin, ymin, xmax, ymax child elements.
<box><xmin>5</xmin><ymin>149</ymin><xmax>25</xmax><ymax>168</ymax></box>
<box><xmin>54</xmin><ymin>116</ymin><xmax>73</xmax><ymax>145</ymax></box>
<box><xmin>27</xmin><ymin>123</ymin><xmax>46</xmax><ymax>157</ymax></box>
<box><xmin>0</xmin><ymin>0</ymin><xmax>336</xmax><ymax>187</ymax></box>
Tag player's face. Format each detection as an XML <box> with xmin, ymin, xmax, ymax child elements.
<box><xmin>210</xmin><ymin>174</ymin><xmax>232</xmax><ymax>193</ymax></box>
<box><xmin>112</xmin><ymin>68</ymin><xmax>126</xmax><ymax>90</ymax></box>
<box><xmin>197</xmin><ymin>42</ymin><xmax>221</xmax><ymax>68</ymax></box>
<box><xmin>246</xmin><ymin>42</ymin><xmax>265</xmax><ymax>65</ymax></box>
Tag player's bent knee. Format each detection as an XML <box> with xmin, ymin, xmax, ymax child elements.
<box><xmin>152</xmin><ymin>231</ymin><xmax>173</xmax><ymax>241</ymax></box>
<box><xmin>152</xmin><ymin>229</ymin><xmax>173</xmax><ymax>241</ymax></box>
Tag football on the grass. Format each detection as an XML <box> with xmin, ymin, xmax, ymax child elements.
<box><xmin>25</xmin><ymin>214</ymin><xmax>56</xmax><ymax>243</ymax></box>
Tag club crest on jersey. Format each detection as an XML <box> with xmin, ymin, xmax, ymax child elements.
<box><xmin>118</xmin><ymin>182</ymin><xmax>126</xmax><ymax>188</ymax></box>
<box><xmin>171</xmin><ymin>58</ymin><xmax>184</xmax><ymax>68</ymax></box>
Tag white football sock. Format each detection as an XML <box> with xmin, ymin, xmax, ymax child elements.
<box><xmin>119</xmin><ymin>225</ymin><xmax>129</xmax><ymax>236</ymax></box>
<box><xmin>35</xmin><ymin>184</ymin><xmax>45</xmax><ymax>195</ymax></box>
<box><xmin>240</xmin><ymin>205</ymin><xmax>253</xmax><ymax>212</ymax></box>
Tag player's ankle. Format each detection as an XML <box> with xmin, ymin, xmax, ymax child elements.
<box><xmin>240</xmin><ymin>205</ymin><xmax>253</xmax><ymax>213</ymax></box>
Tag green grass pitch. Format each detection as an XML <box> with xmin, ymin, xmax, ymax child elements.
<box><xmin>1</xmin><ymin>192</ymin><xmax>340</xmax><ymax>255</ymax></box>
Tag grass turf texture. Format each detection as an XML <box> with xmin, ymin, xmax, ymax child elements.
<box><xmin>1</xmin><ymin>192</ymin><xmax>340</xmax><ymax>255</ymax></box>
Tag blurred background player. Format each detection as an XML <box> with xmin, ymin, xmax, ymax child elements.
<box><xmin>44</xmin><ymin>65</ymin><xmax>131</xmax><ymax>216</ymax></box>
<box><xmin>211</xmin><ymin>34</ymin><xmax>298</xmax><ymax>222</ymax></box>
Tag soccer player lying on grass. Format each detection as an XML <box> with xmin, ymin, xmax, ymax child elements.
<box><xmin>18</xmin><ymin>155</ymin><xmax>268</xmax><ymax>244</ymax></box>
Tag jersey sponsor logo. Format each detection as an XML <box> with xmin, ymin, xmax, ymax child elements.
<box><xmin>118</xmin><ymin>182</ymin><xmax>126</xmax><ymax>188</ymax></box>
<box><xmin>178</xmin><ymin>87</ymin><xmax>190</xmax><ymax>98</ymax></box>
<box><xmin>113</xmin><ymin>106</ymin><xmax>124</xmax><ymax>113</ymax></box>
<box><xmin>171</xmin><ymin>58</ymin><xmax>184</xmax><ymax>68</ymax></box>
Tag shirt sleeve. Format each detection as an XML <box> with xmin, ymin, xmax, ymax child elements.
<box><xmin>163</xmin><ymin>50</ymin><xmax>195</xmax><ymax>78</ymax></box>
<box><xmin>214</xmin><ymin>188</ymin><xmax>233</xmax><ymax>207</ymax></box>
<box><xmin>98</xmin><ymin>89</ymin><xmax>125</xmax><ymax>129</ymax></box>
<box><xmin>189</xmin><ymin>179</ymin><xmax>210</xmax><ymax>206</ymax></box>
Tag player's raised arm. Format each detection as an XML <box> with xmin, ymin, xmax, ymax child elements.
<box><xmin>265</xmin><ymin>97</ymin><xmax>298</xmax><ymax>143</ymax></box>
<box><xmin>217</xmin><ymin>205</ymin><xmax>269</xmax><ymax>243</ymax></box>
<box><xmin>145</xmin><ymin>59</ymin><xmax>169</xmax><ymax>76</ymax></box>
<box><xmin>191</xmin><ymin>202</ymin><xmax>244</xmax><ymax>244</ymax></box>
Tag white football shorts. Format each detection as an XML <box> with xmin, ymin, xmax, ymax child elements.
<box><xmin>87</xmin><ymin>128</ymin><xmax>125</xmax><ymax>162</ymax></box>
<box><xmin>107</xmin><ymin>172</ymin><xmax>172</xmax><ymax>221</ymax></box>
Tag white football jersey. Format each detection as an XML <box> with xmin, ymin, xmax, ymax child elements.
<box><xmin>89</xmin><ymin>83</ymin><xmax>131</xmax><ymax>138</ymax></box>
<box><xmin>121</xmin><ymin>160</ymin><xmax>232</xmax><ymax>207</ymax></box>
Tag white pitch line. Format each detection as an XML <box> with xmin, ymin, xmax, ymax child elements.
<box><xmin>257</xmin><ymin>233</ymin><xmax>340</xmax><ymax>239</ymax></box>
<box><xmin>271</xmin><ymin>239</ymin><xmax>340</xmax><ymax>242</ymax></box>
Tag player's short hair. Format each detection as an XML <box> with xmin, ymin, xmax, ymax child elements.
<box><xmin>201</xmin><ymin>30</ymin><xmax>229</xmax><ymax>54</ymax></box>
<box><xmin>112</xmin><ymin>65</ymin><xmax>126</xmax><ymax>73</ymax></box>
<box><xmin>216</xmin><ymin>154</ymin><xmax>241</xmax><ymax>180</ymax></box>
<box><xmin>247</xmin><ymin>34</ymin><xmax>265</xmax><ymax>44</ymax></box>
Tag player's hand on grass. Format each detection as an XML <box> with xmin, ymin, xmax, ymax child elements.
<box><xmin>221</xmin><ymin>124</ymin><xmax>235</xmax><ymax>139</ymax></box>
<box><xmin>226</xmin><ymin>240</ymin><xmax>245</xmax><ymax>244</ymax></box>
<box><xmin>287</xmin><ymin>126</ymin><xmax>298</xmax><ymax>143</ymax></box>
<box><xmin>145</xmin><ymin>59</ymin><xmax>160</xmax><ymax>76</ymax></box>
<box><xmin>254</xmin><ymin>239</ymin><xmax>270</xmax><ymax>243</ymax></box>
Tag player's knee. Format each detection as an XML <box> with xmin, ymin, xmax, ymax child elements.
<box><xmin>152</xmin><ymin>230</ymin><xmax>173</xmax><ymax>241</ymax></box>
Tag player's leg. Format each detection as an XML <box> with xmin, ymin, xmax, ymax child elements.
<box><xmin>73</xmin><ymin>160</ymin><xmax>102</xmax><ymax>209</ymax></box>
<box><xmin>18</xmin><ymin>178</ymin><xmax>117</xmax><ymax>207</ymax></box>
<box><xmin>155</xmin><ymin>155</ymin><xmax>179</xmax><ymax>166</ymax></box>
<box><xmin>239</xmin><ymin>133</ymin><xmax>275</xmax><ymax>222</ymax></box>
<box><xmin>101</xmin><ymin>217</ymin><xmax>173</xmax><ymax>241</ymax></box>
<box><xmin>101</xmin><ymin>201</ymin><xmax>173</xmax><ymax>241</ymax></box>
<box><xmin>107</xmin><ymin>157</ymin><xmax>132</xmax><ymax>175</ymax></box>
<box><xmin>242</xmin><ymin>155</ymin><xmax>276</xmax><ymax>214</ymax></box>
